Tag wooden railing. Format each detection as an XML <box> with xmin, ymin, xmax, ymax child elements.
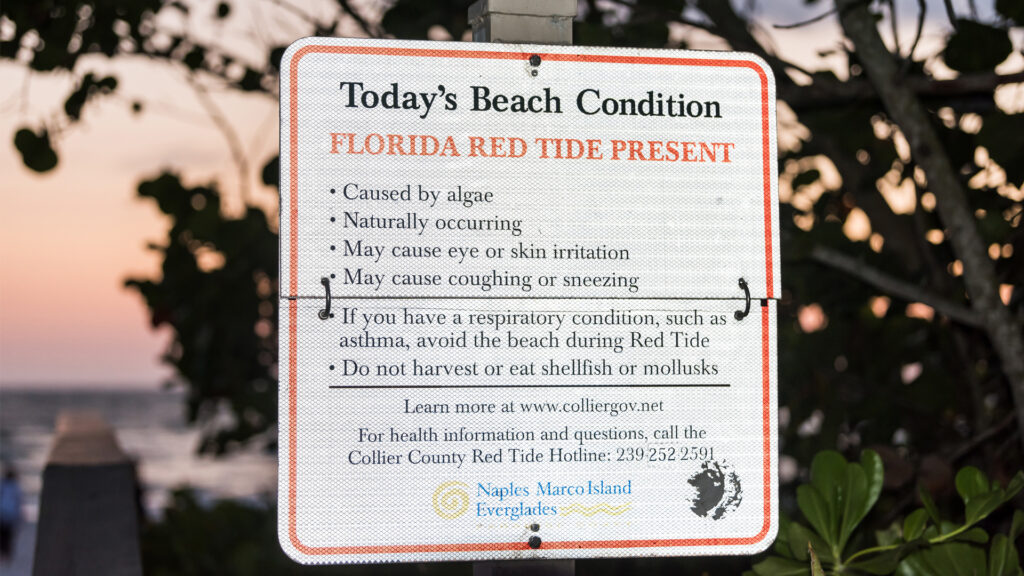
<box><xmin>32</xmin><ymin>411</ymin><xmax>143</xmax><ymax>576</ymax></box>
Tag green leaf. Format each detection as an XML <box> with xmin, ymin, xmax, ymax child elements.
<box><xmin>788</xmin><ymin>522</ymin><xmax>835</xmax><ymax>564</ymax></box>
<box><xmin>953</xmin><ymin>527</ymin><xmax>988</xmax><ymax>544</ymax></box>
<box><xmin>808</xmin><ymin>450</ymin><xmax>846</xmax><ymax>546</ymax></box>
<box><xmin>938</xmin><ymin>542</ymin><xmax>987</xmax><ymax>576</ymax></box>
<box><xmin>1007</xmin><ymin>472</ymin><xmax>1024</xmax><ymax>500</ymax></box>
<box><xmin>788</xmin><ymin>522</ymin><xmax>809</xmax><ymax>561</ymax></box>
<box><xmin>898</xmin><ymin>552</ymin><xmax>932</xmax><ymax>576</ymax></box>
<box><xmin>848</xmin><ymin>548</ymin><xmax>904</xmax><ymax>575</ymax></box>
<box><xmin>944</xmin><ymin>19</ymin><xmax>1013</xmax><ymax>73</ymax></box>
<box><xmin>811</xmin><ymin>451</ymin><xmax>847</xmax><ymax>499</ymax></box>
<box><xmin>752</xmin><ymin>556</ymin><xmax>811</xmax><ymax>576</ymax></box>
<box><xmin>13</xmin><ymin>127</ymin><xmax>58</xmax><ymax>173</ymax></box>
<box><xmin>877</xmin><ymin>522</ymin><xmax>903</xmax><ymax>546</ymax></box>
<box><xmin>809</xmin><ymin>543</ymin><xmax>826</xmax><ymax>576</ymax></box>
<box><xmin>906</xmin><ymin>541</ymin><xmax>988</xmax><ymax>576</ymax></box>
<box><xmin>935</xmin><ymin>521</ymin><xmax>959</xmax><ymax>538</ymax></box>
<box><xmin>990</xmin><ymin>534</ymin><xmax>1019</xmax><ymax>576</ymax></box>
<box><xmin>919</xmin><ymin>485</ymin><xmax>941</xmax><ymax>526</ymax></box>
<box><xmin>987</xmin><ymin>528</ymin><xmax>1011</xmax><ymax>573</ymax></box>
<box><xmin>775</xmin><ymin>515</ymin><xmax>794</xmax><ymax>558</ymax></box>
<box><xmin>839</xmin><ymin>463</ymin><xmax>869</xmax><ymax>553</ymax></box>
<box><xmin>861</xmin><ymin>450</ymin><xmax>884</xmax><ymax>512</ymax></box>
<box><xmin>838</xmin><ymin>450</ymin><xmax>884</xmax><ymax>551</ymax></box>
<box><xmin>955</xmin><ymin>466</ymin><xmax>989</xmax><ymax>503</ymax></box>
<box><xmin>798</xmin><ymin>485</ymin><xmax>835</xmax><ymax>552</ymax></box>
<box><xmin>903</xmin><ymin>509</ymin><xmax>928</xmax><ymax>541</ymax></box>
<box><xmin>965</xmin><ymin>490</ymin><xmax>1005</xmax><ymax>525</ymax></box>
<box><xmin>1010</xmin><ymin>509</ymin><xmax>1024</xmax><ymax>541</ymax></box>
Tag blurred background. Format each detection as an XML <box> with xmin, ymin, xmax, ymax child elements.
<box><xmin>0</xmin><ymin>0</ymin><xmax>1022</xmax><ymax>574</ymax></box>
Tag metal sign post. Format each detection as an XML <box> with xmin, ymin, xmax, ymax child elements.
<box><xmin>469</xmin><ymin>4</ymin><xmax>574</xmax><ymax>573</ymax></box>
<box><xmin>277</xmin><ymin>13</ymin><xmax>779</xmax><ymax>566</ymax></box>
<box><xmin>468</xmin><ymin>0</ymin><xmax>576</xmax><ymax>45</ymax></box>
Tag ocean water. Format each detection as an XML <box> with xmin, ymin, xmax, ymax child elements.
<box><xmin>0</xmin><ymin>388</ymin><xmax>277</xmax><ymax>523</ymax></box>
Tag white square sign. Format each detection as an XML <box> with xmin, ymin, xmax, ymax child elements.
<box><xmin>279</xmin><ymin>37</ymin><xmax>779</xmax><ymax>564</ymax></box>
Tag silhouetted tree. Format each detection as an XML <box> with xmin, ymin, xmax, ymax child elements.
<box><xmin>3</xmin><ymin>1</ymin><xmax>1022</xmax><ymax>565</ymax></box>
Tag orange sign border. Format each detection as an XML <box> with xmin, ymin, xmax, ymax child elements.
<box><xmin>285</xmin><ymin>44</ymin><xmax>775</xmax><ymax>557</ymax></box>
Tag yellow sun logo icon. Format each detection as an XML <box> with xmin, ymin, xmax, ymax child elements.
<box><xmin>432</xmin><ymin>481</ymin><xmax>470</xmax><ymax>519</ymax></box>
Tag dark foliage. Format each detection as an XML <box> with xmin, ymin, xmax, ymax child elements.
<box><xmin>142</xmin><ymin>489</ymin><xmax>469</xmax><ymax>575</ymax></box>
<box><xmin>4</xmin><ymin>0</ymin><xmax>1023</xmax><ymax>572</ymax></box>
<box><xmin>125</xmin><ymin>174</ymin><xmax>278</xmax><ymax>453</ymax></box>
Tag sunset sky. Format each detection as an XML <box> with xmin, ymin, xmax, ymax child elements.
<box><xmin>0</xmin><ymin>0</ymin><xmax>1017</xmax><ymax>388</ymax></box>
<box><xmin>0</xmin><ymin>58</ymin><xmax>275</xmax><ymax>387</ymax></box>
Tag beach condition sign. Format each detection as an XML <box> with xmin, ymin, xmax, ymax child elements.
<box><xmin>278</xmin><ymin>37</ymin><xmax>780</xmax><ymax>564</ymax></box>
<box><xmin>333</xmin><ymin>80</ymin><xmax>725</xmax><ymax>119</ymax></box>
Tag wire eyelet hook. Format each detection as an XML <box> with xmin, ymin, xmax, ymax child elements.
<box><xmin>734</xmin><ymin>278</ymin><xmax>751</xmax><ymax>321</ymax></box>
<box><xmin>318</xmin><ymin>277</ymin><xmax>331</xmax><ymax>320</ymax></box>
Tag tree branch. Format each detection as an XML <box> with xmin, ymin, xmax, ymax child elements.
<box><xmin>880</xmin><ymin>411</ymin><xmax>1016</xmax><ymax>525</ymax></box>
<box><xmin>948</xmin><ymin>412</ymin><xmax>1016</xmax><ymax>462</ymax></box>
<box><xmin>773</xmin><ymin>8</ymin><xmax>837</xmax><ymax>30</ymax></box>
<box><xmin>836</xmin><ymin>0</ymin><xmax>1024</xmax><ymax>449</ymax></box>
<box><xmin>674</xmin><ymin>16</ymin><xmax>719</xmax><ymax>35</ymax></box>
<box><xmin>336</xmin><ymin>0</ymin><xmax>380</xmax><ymax>37</ymax></box>
<box><xmin>691</xmin><ymin>0</ymin><xmax>1019</xmax><ymax>116</ymax></box>
<box><xmin>694</xmin><ymin>0</ymin><xmax>774</xmax><ymax>58</ymax></box>
<box><xmin>605</xmin><ymin>1</ymin><xmax>719</xmax><ymax>35</ymax></box>
<box><xmin>809</xmin><ymin>245</ymin><xmax>982</xmax><ymax>328</ymax></box>
<box><xmin>904</xmin><ymin>0</ymin><xmax>926</xmax><ymax>65</ymax></box>
<box><xmin>262</xmin><ymin>0</ymin><xmax>323</xmax><ymax>29</ymax></box>
<box><xmin>186</xmin><ymin>72</ymin><xmax>251</xmax><ymax>206</ymax></box>
<box><xmin>942</xmin><ymin>0</ymin><xmax>959</xmax><ymax>28</ymax></box>
<box><xmin>797</xmin><ymin>131</ymin><xmax>931</xmax><ymax>277</ymax></box>
<box><xmin>783</xmin><ymin>71</ymin><xmax>1024</xmax><ymax>112</ymax></box>
<box><xmin>694</xmin><ymin>0</ymin><xmax>807</xmax><ymax>92</ymax></box>
<box><xmin>887</xmin><ymin>0</ymin><xmax>899</xmax><ymax>55</ymax></box>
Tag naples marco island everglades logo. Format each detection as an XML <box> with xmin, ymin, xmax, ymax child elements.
<box><xmin>433</xmin><ymin>481</ymin><xmax>471</xmax><ymax>519</ymax></box>
<box><xmin>432</xmin><ymin>471</ymin><xmax>736</xmax><ymax>521</ymax></box>
<box><xmin>432</xmin><ymin>480</ymin><xmax>635</xmax><ymax>520</ymax></box>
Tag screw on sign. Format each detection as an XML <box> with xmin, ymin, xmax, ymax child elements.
<box><xmin>278</xmin><ymin>36</ymin><xmax>779</xmax><ymax>564</ymax></box>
